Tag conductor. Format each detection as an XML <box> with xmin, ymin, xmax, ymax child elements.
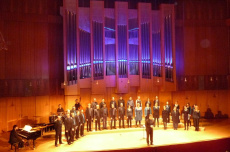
<box><xmin>145</xmin><ymin>114</ymin><xmax>154</xmax><ymax>146</ymax></box>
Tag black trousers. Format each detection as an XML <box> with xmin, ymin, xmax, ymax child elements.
<box><xmin>55</xmin><ymin>131</ymin><xmax>62</xmax><ymax>145</ymax></box>
<box><xmin>65</xmin><ymin>129</ymin><xmax>72</xmax><ymax>144</ymax></box>
<box><xmin>167</xmin><ymin>113</ymin><xmax>170</xmax><ymax>123</ymax></box>
<box><xmin>75</xmin><ymin>126</ymin><xmax>80</xmax><ymax>139</ymax></box>
<box><xmin>154</xmin><ymin>117</ymin><xmax>159</xmax><ymax>127</ymax></box>
<box><xmin>119</xmin><ymin>116</ymin><xmax>125</xmax><ymax>128</ymax></box>
<box><xmin>86</xmin><ymin>117</ymin><xmax>92</xmax><ymax>131</ymax></box>
<box><xmin>102</xmin><ymin>116</ymin><xmax>107</xmax><ymax>129</ymax></box>
<box><xmin>136</xmin><ymin>120</ymin><xmax>141</xmax><ymax>126</ymax></box>
<box><xmin>110</xmin><ymin>117</ymin><xmax>116</xmax><ymax>129</ymax></box>
<box><xmin>173</xmin><ymin>122</ymin><xmax>178</xmax><ymax>130</ymax></box>
<box><xmin>80</xmin><ymin>123</ymin><xmax>85</xmax><ymax>136</ymax></box>
<box><xmin>163</xmin><ymin>122</ymin><xmax>167</xmax><ymax>129</ymax></box>
<box><xmin>184</xmin><ymin>119</ymin><xmax>189</xmax><ymax>130</ymax></box>
<box><xmin>127</xmin><ymin>116</ymin><xmax>132</xmax><ymax>127</ymax></box>
<box><xmin>71</xmin><ymin>127</ymin><xmax>75</xmax><ymax>142</ymax></box>
<box><xmin>146</xmin><ymin>128</ymin><xmax>153</xmax><ymax>145</ymax></box>
<box><xmin>194</xmin><ymin>118</ymin><xmax>199</xmax><ymax>131</ymax></box>
<box><xmin>95</xmin><ymin>118</ymin><xmax>100</xmax><ymax>131</ymax></box>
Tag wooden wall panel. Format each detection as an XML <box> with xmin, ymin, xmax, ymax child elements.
<box><xmin>65</xmin><ymin>95</ymin><xmax>79</xmax><ymax>111</ymax></box>
<box><xmin>49</xmin><ymin>95</ymin><xmax>65</xmax><ymax>114</ymax></box>
<box><xmin>35</xmin><ymin>96</ymin><xmax>50</xmax><ymax>123</ymax></box>
<box><xmin>5</xmin><ymin>21</ymin><xmax>20</xmax><ymax>79</ymax></box>
<box><xmin>0</xmin><ymin>99</ymin><xmax>7</xmax><ymax>132</ymax></box>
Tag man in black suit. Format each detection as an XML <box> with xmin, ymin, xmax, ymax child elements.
<box><xmin>182</xmin><ymin>106</ymin><xmax>190</xmax><ymax>130</ymax></box>
<box><xmin>75</xmin><ymin>111</ymin><xmax>80</xmax><ymax>139</ymax></box>
<box><xmin>64</xmin><ymin>113</ymin><xmax>73</xmax><ymax>145</ymax></box>
<box><xmin>101</xmin><ymin>104</ymin><xmax>108</xmax><ymax>129</ymax></box>
<box><xmin>118</xmin><ymin>103</ymin><xmax>125</xmax><ymax>128</ymax></box>
<box><xmin>110</xmin><ymin>97</ymin><xmax>117</xmax><ymax>108</ymax></box>
<box><xmin>99</xmin><ymin>99</ymin><xmax>106</xmax><ymax>109</ymax></box>
<box><xmin>110</xmin><ymin>104</ymin><xmax>117</xmax><ymax>129</ymax></box>
<box><xmin>172</xmin><ymin>106</ymin><xmax>180</xmax><ymax>130</ymax></box>
<box><xmin>54</xmin><ymin>116</ymin><xmax>63</xmax><ymax>147</ymax></box>
<box><xmin>118</xmin><ymin>96</ymin><xmax>125</xmax><ymax>107</ymax></box>
<box><xmin>153</xmin><ymin>96</ymin><xmax>160</xmax><ymax>107</ymax></box>
<box><xmin>94</xmin><ymin>105</ymin><xmax>101</xmax><ymax>131</ymax></box>
<box><xmin>79</xmin><ymin>109</ymin><xmax>85</xmax><ymax>136</ymax></box>
<box><xmin>165</xmin><ymin>101</ymin><xmax>171</xmax><ymax>123</ymax></box>
<box><xmin>86</xmin><ymin>103</ymin><xmax>93</xmax><ymax>132</ymax></box>
<box><xmin>75</xmin><ymin>99</ymin><xmax>81</xmax><ymax>111</ymax></box>
<box><xmin>145</xmin><ymin>114</ymin><xmax>154</xmax><ymax>146</ymax></box>
<box><xmin>9</xmin><ymin>125</ymin><xmax>24</xmax><ymax>148</ymax></box>
<box><xmin>70</xmin><ymin>112</ymin><xmax>76</xmax><ymax>142</ymax></box>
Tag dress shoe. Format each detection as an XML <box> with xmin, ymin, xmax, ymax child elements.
<box><xmin>55</xmin><ymin>144</ymin><xmax>58</xmax><ymax>147</ymax></box>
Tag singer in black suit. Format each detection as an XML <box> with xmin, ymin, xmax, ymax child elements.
<box><xmin>110</xmin><ymin>104</ymin><xmax>117</xmax><ymax>129</ymax></box>
<box><xmin>172</xmin><ymin>106</ymin><xmax>180</xmax><ymax>130</ymax></box>
<box><xmin>54</xmin><ymin>116</ymin><xmax>63</xmax><ymax>147</ymax></box>
<box><xmin>193</xmin><ymin>105</ymin><xmax>200</xmax><ymax>131</ymax></box>
<box><xmin>94</xmin><ymin>105</ymin><xmax>101</xmax><ymax>131</ymax></box>
<box><xmin>64</xmin><ymin>113</ymin><xmax>73</xmax><ymax>145</ymax></box>
<box><xmin>79</xmin><ymin>109</ymin><xmax>85</xmax><ymax>136</ymax></box>
<box><xmin>182</xmin><ymin>106</ymin><xmax>190</xmax><ymax>130</ymax></box>
<box><xmin>162</xmin><ymin>106</ymin><xmax>168</xmax><ymax>130</ymax></box>
<box><xmin>118</xmin><ymin>103</ymin><xmax>125</xmax><ymax>128</ymax></box>
<box><xmin>75</xmin><ymin>111</ymin><xmax>80</xmax><ymax>139</ymax></box>
<box><xmin>101</xmin><ymin>104</ymin><xmax>108</xmax><ymax>129</ymax></box>
<box><xmin>86</xmin><ymin>103</ymin><xmax>93</xmax><ymax>132</ymax></box>
<box><xmin>145</xmin><ymin>114</ymin><xmax>154</xmax><ymax>146</ymax></box>
<box><xmin>165</xmin><ymin>101</ymin><xmax>171</xmax><ymax>123</ymax></box>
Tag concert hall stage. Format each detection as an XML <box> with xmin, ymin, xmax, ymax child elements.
<box><xmin>1</xmin><ymin>119</ymin><xmax>230</xmax><ymax>152</ymax></box>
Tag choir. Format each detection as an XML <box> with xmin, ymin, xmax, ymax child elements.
<box><xmin>54</xmin><ymin>96</ymin><xmax>201</xmax><ymax>147</ymax></box>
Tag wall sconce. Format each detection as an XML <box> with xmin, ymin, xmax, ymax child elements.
<box><xmin>5</xmin><ymin>81</ymin><xmax>8</xmax><ymax>87</ymax></box>
<box><xmin>96</xmin><ymin>81</ymin><xmax>98</xmax><ymax>85</ymax></box>
<box><xmin>29</xmin><ymin>81</ymin><xmax>32</xmax><ymax>87</ymax></box>
<box><xmin>157</xmin><ymin>79</ymin><xmax>159</xmax><ymax>83</ymax></box>
<box><xmin>127</xmin><ymin>79</ymin><xmax>130</xmax><ymax>84</ymax></box>
<box><xmin>184</xmin><ymin>77</ymin><xmax>187</xmax><ymax>82</ymax></box>
<box><xmin>210</xmin><ymin>77</ymin><xmax>213</xmax><ymax>82</ymax></box>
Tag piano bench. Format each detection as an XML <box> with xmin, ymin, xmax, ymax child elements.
<box><xmin>11</xmin><ymin>142</ymin><xmax>18</xmax><ymax>152</ymax></box>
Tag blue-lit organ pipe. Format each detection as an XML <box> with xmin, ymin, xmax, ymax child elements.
<box><xmin>152</xmin><ymin>31</ymin><xmax>161</xmax><ymax>77</ymax></box>
<box><xmin>93</xmin><ymin>21</ymin><xmax>104</xmax><ymax>80</ymax></box>
<box><xmin>79</xmin><ymin>29</ymin><xmax>91</xmax><ymax>79</ymax></box>
<box><xmin>105</xmin><ymin>17</ymin><xmax>116</xmax><ymax>75</ymax></box>
<box><xmin>66</xmin><ymin>11</ymin><xmax>77</xmax><ymax>82</ymax></box>
<box><xmin>164</xmin><ymin>15</ymin><xmax>173</xmax><ymax>81</ymax></box>
<box><xmin>128</xmin><ymin>18</ymin><xmax>139</xmax><ymax>75</ymax></box>
<box><xmin>118</xmin><ymin>25</ymin><xmax>128</xmax><ymax>78</ymax></box>
<box><xmin>141</xmin><ymin>22</ymin><xmax>151</xmax><ymax>79</ymax></box>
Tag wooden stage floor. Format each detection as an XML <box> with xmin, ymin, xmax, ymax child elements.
<box><xmin>1</xmin><ymin>119</ymin><xmax>230</xmax><ymax>152</ymax></box>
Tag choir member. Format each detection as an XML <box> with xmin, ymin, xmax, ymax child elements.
<box><xmin>182</xmin><ymin>106</ymin><xmax>190</xmax><ymax>130</ymax></box>
<box><xmin>79</xmin><ymin>109</ymin><xmax>85</xmax><ymax>136</ymax></box>
<box><xmin>54</xmin><ymin>116</ymin><xmax>63</xmax><ymax>147</ymax></box>
<box><xmin>144</xmin><ymin>103</ymin><xmax>152</xmax><ymax>119</ymax></box>
<box><xmin>94</xmin><ymin>105</ymin><xmax>101</xmax><ymax>131</ymax></box>
<box><xmin>118</xmin><ymin>103</ymin><xmax>125</xmax><ymax>128</ymax></box>
<box><xmin>153</xmin><ymin>96</ymin><xmax>160</xmax><ymax>107</ymax></box>
<box><xmin>70</xmin><ymin>106</ymin><xmax>77</xmax><ymax>116</ymax></box>
<box><xmin>172</xmin><ymin>106</ymin><xmax>180</xmax><ymax>130</ymax></box>
<box><xmin>165</xmin><ymin>101</ymin><xmax>171</xmax><ymax>123</ymax></box>
<box><xmin>75</xmin><ymin>99</ymin><xmax>81</xmax><ymax>111</ymax></box>
<box><xmin>101</xmin><ymin>104</ymin><xmax>108</xmax><ymax>129</ymax></box>
<box><xmin>145</xmin><ymin>98</ymin><xmax>152</xmax><ymax>107</ymax></box>
<box><xmin>145</xmin><ymin>114</ymin><xmax>154</xmax><ymax>146</ymax></box>
<box><xmin>99</xmin><ymin>99</ymin><xmax>106</xmax><ymax>109</ymax></box>
<box><xmin>64</xmin><ymin>113</ymin><xmax>73</xmax><ymax>145</ymax></box>
<box><xmin>110</xmin><ymin>97</ymin><xmax>117</xmax><ymax>108</ymax></box>
<box><xmin>135</xmin><ymin>103</ymin><xmax>142</xmax><ymax>127</ymax></box>
<box><xmin>70</xmin><ymin>112</ymin><xmax>76</xmax><ymax>142</ymax></box>
<box><xmin>9</xmin><ymin>125</ymin><xmax>24</xmax><ymax>149</ymax></box>
<box><xmin>153</xmin><ymin>103</ymin><xmax>160</xmax><ymax>127</ymax></box>
<box><xmin>86</xmin><ymin>103</ymin><xmax>93</xmax><ymax>132</ymax></box>
<box><xmin>186</xmin><ymin>103</ymin><xmax>192</xmax><ymax>127</ymax></box>
<box><xmin>110</xmin><ymin>104</ymin><xmax>117</xmax><ymax>129</ymax></box>
<box><xmin>136</xmin><ymin>96</ymin><xmax>142</xmax><ymax>107</ymax></box>
<box><xmin>118</xmin><ymin>96</ymin><xmax>125</xmax><ymax>107</ymax></box>
<box><xmin>127</xmin><ymin>105</ymin><xmax>133</xmax><ymax>128</ymax></box>
<box><xmin>127</xmin><ymin>97</ymin><xmax>134</xmax><ymax>112</ymax></box>
<box><xmin>75</xmin><ymin>111</ymin><xmax>80</xmax><ymax>139</ymax></box>
<box><xmin>174</xmin><ymin>101</ymin><xmax>180</xmax><ymax>111</ymax></box>
<box><xmin>193</xmin><ymin>105</ymin><xmax>200</xmax><ymax>131</ymax></box>
<box><xmin>162</xmin><ymin>106</ymin><xmax>168</xmax><ymax>130</ymax></box>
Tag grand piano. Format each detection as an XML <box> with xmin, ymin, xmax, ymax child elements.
<box><xmin>17</xmin><ymin>125</ymin><xmax>41</xmax><ymax>149</ymax></box>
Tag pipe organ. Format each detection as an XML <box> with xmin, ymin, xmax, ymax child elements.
<box><xmin>63</xmin><ymin>0</ymin><xmax>176</xmax><ymax>93</ymax></box>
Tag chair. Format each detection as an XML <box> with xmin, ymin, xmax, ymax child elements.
<box><xmin>10</xmin><ymin>142</ymin><xmax>19</xmax><ymax>152</ymax></box>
